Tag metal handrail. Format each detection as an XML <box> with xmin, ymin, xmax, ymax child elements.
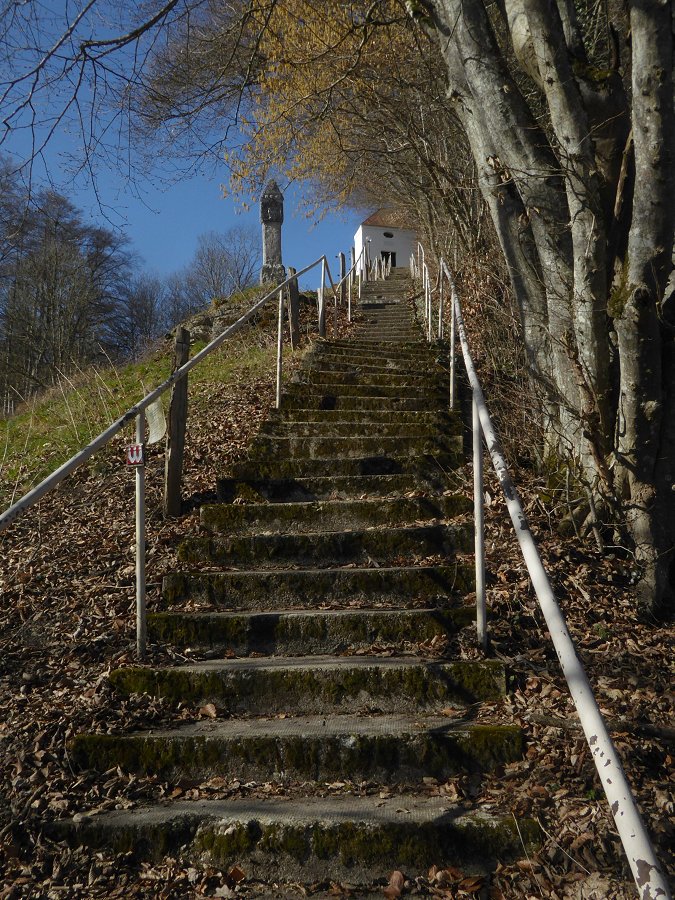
<box><xmin>0</xmin><ymin>248</ymin><xmax>362</xmax><ymax>659</ymax></box>
<box><xmin>439</xmin><ymin>258</ymin><xmax>671</xmax><ymax>900</ymax></box>
<box><xmin>0</xmin><ymin>255</ymin><xmax>327</xmax><ymax>537</ymax></box>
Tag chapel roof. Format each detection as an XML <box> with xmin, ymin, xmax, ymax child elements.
<box><xmin>360</xmin><ymin>208</ymin><xmax>410</xmax><ymax>229</ymax></box>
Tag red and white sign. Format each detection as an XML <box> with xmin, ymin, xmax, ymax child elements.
<box><xmin>125</xmin><ymin>444</ymin><xmax>144</xmax><ymax>466</ymax></box>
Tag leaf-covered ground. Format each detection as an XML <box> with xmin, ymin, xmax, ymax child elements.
<box><xmin>0</xmin><ymin>294</ymin><xmax>673</xmax><ymax>899</ymax></box>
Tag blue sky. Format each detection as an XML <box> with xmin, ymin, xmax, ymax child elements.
<box><xmin>114</xmin><ymin>175</ymin><xmax>369</xmax><ymax>289</ymax></box>
<box><xmin>0</xmin><ymin>1</ymin><xmax>372</xmax><ymax>290</ymax></box>
<box><xmin>17</xmin><ymin>149</ymin><xmax>368</xmax><ymax>290</ymax></box>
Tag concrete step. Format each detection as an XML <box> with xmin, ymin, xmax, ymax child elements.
<box><xmin>351</xmin><ymin>332</ymin><xmax>422</xmax><ymax>342</ymax></box>
<box><xmin>285</xmin><ymin>380</ymin><xmax>443</xmax><ymax>400</ymax></box>
<box><xmin>200</xmin><ymin>494</ymin><xmax>471</xmax><ymax>535</ymax></box>
<box><xmin>313</xmin><ymin>345</ymin><xmax>446</xmax><ymax>366</ymax></box>
<box><xmin>178</xmin><ymin>522</ymin><xmax>472</xmax><ymax>567</ymax></box>
<box><xmin>260</xmin><ymin>418</ymin><xmax>457</xmax><ymax>438</ymax></box>
<box><xmin>315</xmin><ymin>343</ymin><xmax>435</xmax><ymax>359</ymax></box>
<box><xmin>108</xmin><ymin>656</ymin><xmax>508</xmax><ymax>711</ymax></box>
<box><xmin>294</xmin><ymin>370</ymin><xmax>443</xmax><ymax>388</ymax></box>
<box><xmin>246</xmin><ymin>434</ymin><xmax>460</xmax><ymax>461</ymax></box>
<box><xmin>161</xmin><ymin>564</ymin><xmax>475</xmax><ymax>609</ymax></box>
<box><xmin>302</xmin><ymin>358</ymin><xmax>433</xmax><ymax>377</ymax></box>
<box><xmin>231</xmin><ymin>452</ymin><xmax>459</xmax><ymax>479</ymax></box>
<box><xmin>147</xmin><ymin>606</ymin><xmax>475</xmax><ymax>654</ymax></box>
<box><xmin>55</xmin><ymin>795</ymin><xmax>539</xmax><ymax>882</ymax></box>
<box><xmin>269</xmin><ymin>408</ymin><xmax>455</xmax><ymax>424</ymax></box>
<box><xmin>216</xmin><ymin>473</ymin><xmax>449</xmax><ymax>503</ymax></box>
<box><xmin>71</xmin><ymin>715</ymin><xmax>523</xmax><ymax>781</ymax></box>
<box><xmin>279</xmin><ymin>392</ymin><xmax>444</xmax><ymax>413</ymax></box>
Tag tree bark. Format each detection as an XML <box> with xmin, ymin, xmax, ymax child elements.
<box><xmin>614</xmin><ymin>0</ymin><xmax>675</xmax><ymax>616</ymax></box>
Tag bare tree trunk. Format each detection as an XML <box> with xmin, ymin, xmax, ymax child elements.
<box><xmin>614</xmin><ymin>0</ymin><xmax>675</xmax><ymax>616</ymax></box>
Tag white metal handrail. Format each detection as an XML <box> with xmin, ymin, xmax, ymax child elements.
<box><xmin>438</xmin><ymin>258</ymin><xmax>671</xmax><ymax>900</ymax></box>
<box><xmin>0</xmin><ymin>248</ymin><xmax>363</xmax><ymax>659</ymax></box>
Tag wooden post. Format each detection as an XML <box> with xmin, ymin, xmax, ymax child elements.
<box><xmin>276</xmin><ymin>288</ymin><xmax>284</xmax><ymax>408</ymax></box>
<box><xmin>136</xmin><ymin>411</ymin><xmax>147</xmax><ymax>660</ymax></box>
<box><xmin>164</xmin><ymin>327</ymin><xmax>190</xmax><ymax>517</ymax></box>
<box><xmin>339</xmin><ymin>253</ymin><xmax>346</xmax><ymax>307</ymax></box>
<box><xmin>287</xmin><ymin>266</ymin><xmax>300</xmax><ymax>349</ymax></box>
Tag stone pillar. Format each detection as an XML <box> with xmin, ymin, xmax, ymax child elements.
<box><xmin>260</xmin><ymin>180</ymin><xmax>286</xmax><ymax>284</ymax></box>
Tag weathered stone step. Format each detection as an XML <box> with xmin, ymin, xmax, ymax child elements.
<box><xmin>355</xmin><ymin>320</ymin><xmax>418</xmax><ymax>329</ymax></box>
<box><xmin>351</xmin><ymin>335</ymin><xmax>426</xmax><ymax>344</ymax></box>
<box><xmin>178</xmin><ymin>522</ymin><xmax>472</xmax><ymax>567</ymax></box>
<box><xmin>161</xmin><ymin>565</ymin><xmax>474</xmax><ymax>609</ymax></box>
<box><xmin>352</xmin><ymin>332</ymin><xmax>422</xmax><ymax>342</ymax></box>
<box><xmin>285</xmin><ymin>380</ymin><xmax>442</xmax><ymax>400</ymax></box>
<box><xmin>247</xmin><ymin>434</ymin><xmax>459</xmax><ymax>461</ymax></box>
<box><xmin>269</xmin><ymin>408</ymin><xmax>454</xmax><ymax>425</ymax></box>
<box><xmin>259</xmin><ymin>419</ymin><xmax>453</xmax><ymax>439</ymax></box>
<box><xmin>322</xmin><ymin>338</ymin><xmax>447</xmax><ymax>362</ymax></box>
<box><xmin>302</xmin><ymin>358</ymin><xmax>433</xmax><ymax>377</ymax></box>
<box><xmin>279</xmin><ymin>392</ymin><xmax>442</xmax><ymax>413</ymax></box>
<box><xmin>108</xmin><ymin>656</ymin><xmax>507</xmax><ymax>711</ymax></box>
<box><xmin>216</xmin><ymin>472</ymin><xmax>446</xmax><ymax>503</ymax></box>
<box><xmin>294</xmin><ymin>369</ymin><xmax>442</xmax><ymax>388</ymax></box>
<box><xmin>358</xmin><ymin>317</ymin><xmax>415</xmax><ymax>327</ymax></box>
<box><xmin>71</xmin><ymin>715</ymin><xmax>523</xmax><ymax>781</ymax></box>
<box><xmin>56</xmin><ymin>795</ymin><xmax>539</xmax><ymax>882</ymax></box>
<box><xmin>147</xmin><ymin>607</ymin><xmax>475</xmax><ymax>654</ymax></box>
<box><xmin>200</xmin><ymin>494</ymin><xmax>471</xmax><ymax>535</ymax></box>
<box><xmin>232</xmin><ymin>451</ymin><xmax>459</xmax><ymax>479</ymax></box>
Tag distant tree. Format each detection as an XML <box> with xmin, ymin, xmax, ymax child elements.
<box><xmin>0</xmin><ymin>186</ymin><xmax>133</xmax><ymax>398</ymax></box>
<box><xmin>162</xmin><ymin>226</ymin><xmax>261</xmax><ymax>327</ymax></box>
<box><xmin>113</xmin><ymin>274</ymin><xmax>167</xmax><ymax>359</ymax></box>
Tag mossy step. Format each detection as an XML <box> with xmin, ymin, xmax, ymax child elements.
<box><xmin>315</xmin><ymin>343</ymin><xmax>443</xmax><ymax>363</ymax></box>
<box><xmin>200</xmin><ymin>494</ymin><xmax>471</xmax><ymax>535</ymax></box>
<box><xmin>55</xmin><ymin>795</ymin><xmax>539</xmax><ymax>881</ymax></box>
<box><xmin>108</xmin><ymin>656</ymin><xmax>508</xmax><ymax>711</ymax></box>
<box><xmin>352</xmin><ymin>333</ymin><xmax>422</xmax><ymax>343</ymax></box>
<box><xmin>321</xmin><ymin>340</ymin><xmax>435</xmax><ymax>355</ymax></box>
<box><xmin>294</xmin><ymin>370</ymin><xmax>444</xmax><ymax>388</ymax></box>
<box><xmin>161</xmin><ymin>564</ymin><xmax>474</xmax><ymax>609</ymax></box>
<box><xmin>71</xmin><ymin>715</ymin><xmax>523</xmax><ymax>781</ymax></box>
<box><xmin>351</xmin><ymin>337</ymin><xmax>426</xmax><ymax>346</ymax></box>
<box><xmin>259</xmin><ymin>420</ymin><xmax>456</xmax><ymax>439</ymax></box>
<box><xmin>269</xmin><ymin>409</ymin><xmax>456</xmax><ymax>425</ymax></box>
<box><xmin>320</xmin><ymin>338</ymin><xmax>441</xmax><ymax>354</ymax></box>
<box><xmin>178</xmin><ymin>521</ymin><xmax>472</xmax><ymax>567</ymax></box>
<box><xmin>302</xmin><ymin>359</ymin><xmax>436</xmax><ymax>377</ymax></box>
<box><xmin>285</xmin><ymin>380</ymin><xmax>442</xmax><ymax>400</ymax></box>
<box><xmin>358</xmin><ymin>319</ymin><xmax>415</xmax><ymax>328</ymax></box>
<box><xmin>279</xmin><ymin>393</ymin><xmax>444</xmax><ymax>413</ymax></box>
<box><xmin>246</xmin><ymin>434</ymin><xmax>460</xmax><ymax>462</ymax></box>
<box><xmin>232</xmin><ymin>452</ymin><xmax>460</xmax><ymax>479</ymax></box>
<box><xmin>216</xmin><ymin>473</ymin><xmax>448</xmax><ymax>503</ymax></box>
<box><xmin>147</xmin><ymin>607</ymin><xmax>475</xmax><ymax>655</ymax></box>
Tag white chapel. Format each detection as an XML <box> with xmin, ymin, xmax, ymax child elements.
<box><xmin>353</xmin><ymin>210</ymin><xmax>416</xmax><ymax>275</ymax></box>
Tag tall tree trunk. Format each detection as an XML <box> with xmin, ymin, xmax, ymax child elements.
<box><xmin>614</xmin><ymin>0</ymin><xmax>675</xmax><ymax>616</ymax></box>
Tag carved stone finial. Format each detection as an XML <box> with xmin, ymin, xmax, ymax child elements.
<box><xmin>260</xmin><ymin>180</ymin><xmax>285</xmax><ymax>283</ymax></box>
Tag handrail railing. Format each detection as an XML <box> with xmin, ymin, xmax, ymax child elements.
<box><xmin>433</xmin><ymin>256</ymin><xmax>671</xmax><ymax>900</ymax></box>
<box><xmin>0</xmin><ymin>246</ymin><xmax>366</xmax><ymax>658</ymax></box>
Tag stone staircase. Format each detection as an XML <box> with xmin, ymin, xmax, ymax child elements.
<box><xmin>66</xmin><ymin>270</ymin><xmax>537</xmax><ymax>886</ymax></box>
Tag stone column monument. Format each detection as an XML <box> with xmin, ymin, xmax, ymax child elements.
<box><xmin>260</xmin><ymin>180</ymin><xmax>286</xmax><ymax>284</ymax></box>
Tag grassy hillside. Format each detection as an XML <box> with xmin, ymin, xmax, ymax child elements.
<box><xmin>0</xmin><ymin>328</ymin><xmax>282</xmax><ymax>512</ymax></box>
